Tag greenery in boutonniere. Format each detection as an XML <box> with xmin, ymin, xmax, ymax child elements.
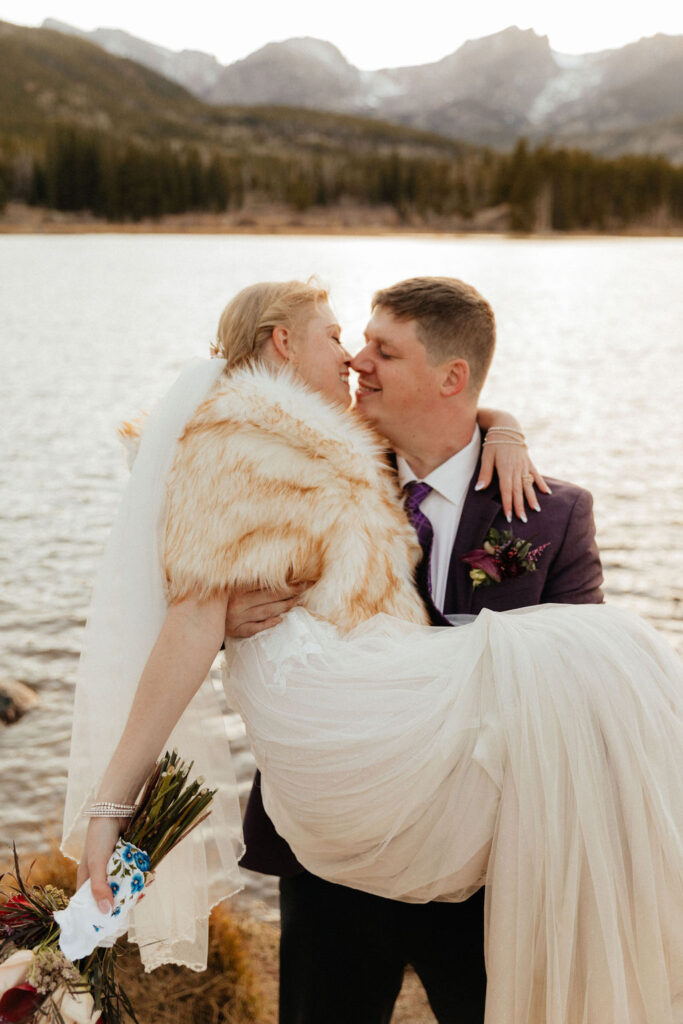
<box><xmin>462</xmin><ymin>527</ymin><xmax>551</xmax><ymax>589</ymax></box>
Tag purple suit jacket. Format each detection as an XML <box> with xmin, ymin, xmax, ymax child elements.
<box><xmin>239</xmin><ymin>454</ymin><xmax>604</xmax><ymax>876</ymax></box>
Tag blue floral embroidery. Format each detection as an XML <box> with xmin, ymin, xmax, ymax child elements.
<box><xmin>111</xmin><ymin>907</ymin><xmax>121</xmax><ymax>917</ymax></box>
<box><xmin>122</xmin><ymin>844</ymin><xmax>135</xmax><ymax>864</ymax></box>
<box><xmin>134</xmin><ymin>851</ymin><xmax>151</xmax><ymax>872</ymax></box>
<box><xmin>130</xmin><ymin>873</ymin><xmax>144</xmax><ymax>894</ymax></box>
<box><xmin>93</xmin><ymin>924</ymin><xmax>101</xmax><ymax>932</ymax></box>
<box><xmin>109</xmin><ymin>881</ymin><xmax>120</xmax><ymax>896</ymax></box>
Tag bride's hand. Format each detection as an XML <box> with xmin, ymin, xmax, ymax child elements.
<box><xmin>476</xmin><ymin>437</ymin><xmax>550</xmax><ymax>523</ymax></box>
<box><xmin>475</xmin><ymin>409</ymin><xmax>550</xmax><ymax>522</ymax></box>
<box><xmin>225</xmin><ymin>582</ymin><xmax>309</xmax><ymax>638</ymax></box>
<box><xmin>76</xmin><ymin>817</ymin><xmax>124</xmax><ymax>913</ymax></box>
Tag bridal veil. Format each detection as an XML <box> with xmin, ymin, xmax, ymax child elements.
<box><xmin>61</xmin><ymin>358</ymin><xmax>244</xmax><ymax>972</ymax></box>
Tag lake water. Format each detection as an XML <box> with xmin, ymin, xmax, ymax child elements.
<box><xmin>1</xmin><ymin>234</ymin><xmax>682</xmax><ymax>913</ymax></box>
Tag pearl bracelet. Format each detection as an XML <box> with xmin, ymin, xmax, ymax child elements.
<box><xmin>83</xmin><ymin>802</ymin><xmax>137</xmax><ymax>818</ymax></box>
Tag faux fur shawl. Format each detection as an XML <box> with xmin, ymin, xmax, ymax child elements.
<box><xmin>163</xmin><ymin>364</ymin><xmax>429</xmax><ymax>631</ymax></box>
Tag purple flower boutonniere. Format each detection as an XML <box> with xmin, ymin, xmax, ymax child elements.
<box><xmin>462</xmin><ymin>527</ymin><xmax>551</xmax><ymax>589</ymax></box>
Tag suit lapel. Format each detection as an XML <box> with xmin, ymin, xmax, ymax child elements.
<box><xmin>444</xmin><ymin>466</ymin><xmax>501</xmax><ymax>615</ymax></box>
<box><xmin>414</xmin><ymin>552</ymin><xmax>450</xmax><ymax>625</ymax></box>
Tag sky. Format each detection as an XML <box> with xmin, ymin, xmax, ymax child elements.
<box><xmin>1</xmin><ymin>0</ymin><xmax>681</xmax><ymax>68</ymax></box>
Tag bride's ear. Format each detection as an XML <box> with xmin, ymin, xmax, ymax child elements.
<box><xmin>270</xmin><ymin>325</ymin><xmax>295</xmax><ymax>364</ymax></box>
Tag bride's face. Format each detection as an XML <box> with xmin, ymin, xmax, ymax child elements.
<box><xmin>291</xmin><ymin>303</ymin><xmax>352</xmax><ymax>407</ymax></box>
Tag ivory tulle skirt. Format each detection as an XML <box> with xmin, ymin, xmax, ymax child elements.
<box><xmin>223</xmin><ymin>603</ymin><xmax>683</xmax><ymax>1024</ymax></box>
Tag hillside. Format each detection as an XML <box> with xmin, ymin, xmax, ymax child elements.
<box><xmin>0</xmin><ymin>21</ymin><xmax>203</xmax><ymax>142</ymax></box>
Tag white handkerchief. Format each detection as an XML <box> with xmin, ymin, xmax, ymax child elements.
<box><xmin>55</xmin><ymin>838</ymin><xmax>151</xmax><ymax>961</ymax></box>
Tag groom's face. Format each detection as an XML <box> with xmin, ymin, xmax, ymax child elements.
<box><xmin>351</xmin><ymin>307</ymin><xmax>444</xmax><ymax>445</ymax></box>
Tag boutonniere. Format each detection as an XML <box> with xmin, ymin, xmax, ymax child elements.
<box><xmin>462</xmin><ymin>528</ymin><xmax>551</xmax><ymax>589</ymax></box>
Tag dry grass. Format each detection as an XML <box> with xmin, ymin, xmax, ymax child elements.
<box><xmin>3</xmin><ymin>201</ymin><xmax>680</xmax><ymax>238</ymax></box>
<box><xmin>5</xmin><ymin>847</ymin><xmax>261</xmax><ymax>1024</ymax></box>
<box><xmin>3</xmin><ymin>847</ymin><xmax>436</xmax><ymax>1023</ymax></box>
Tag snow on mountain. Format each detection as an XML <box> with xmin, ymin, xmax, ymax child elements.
<box><xmin>359</xmin><ymin>69</ymin><xmax>404</xmax><ymax>109</ymax></box>
<box><xmin>527</xmin><ymin>52</ymin><xmax>606</xmax><ymax>125</ymax></box>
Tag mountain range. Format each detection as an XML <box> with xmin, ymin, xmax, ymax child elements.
<box><xmin>43</xmin><ymin>20</ymin><xmax>683</xmax><ymax>160</ymax></box>
<box><xmin>0</xmin><ymin>20</ymin><xmax>468</xmax><ymax>163</ymax></box>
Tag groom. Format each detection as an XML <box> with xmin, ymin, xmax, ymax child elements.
<box><xmin>227</xmin><ymin>276</ymin><xmax>604</xmax><ymax>1023</ymax></box>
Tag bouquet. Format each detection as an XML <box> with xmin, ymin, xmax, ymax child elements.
<box><xmin>0</xmin><ymin>751</ymin><xmax>215</xmax><ymax>1024</ymax></box>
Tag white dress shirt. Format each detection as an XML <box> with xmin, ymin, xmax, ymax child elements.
<box><xmin>397</xmin><ymin>425</ymin><xmax>481</xmax><ymax>612</ymax></box>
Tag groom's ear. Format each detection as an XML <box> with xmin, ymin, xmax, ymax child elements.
<box><xmin>440</xmin><ymin>358</ymin><xmax>470</xmax><ymax>397</ymax></box>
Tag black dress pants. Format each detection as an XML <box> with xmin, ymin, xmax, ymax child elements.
<box><xmin>279</xmin><ymin>872</ymin><xmax>486</xmax><ymax>1024</ymax></box>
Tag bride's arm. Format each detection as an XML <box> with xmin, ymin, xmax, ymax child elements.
<box><xmin>77</xmin><ymin>590</ymin><xmax>227</xmax><ymax>912</ymax></box>
<box><xmin>476</xmin><ymin>407</ymin><xmax>550</xmax><ymax>523</ymax></box>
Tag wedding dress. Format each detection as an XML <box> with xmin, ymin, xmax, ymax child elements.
<box><xmin>62</xmin><ymin>359</ymin><xmax>683</xmax><ymax>1023</ymax></box>
<box><xmin>226</xmin><ymin>605</ymin><xmax>682</xmax><ymax>1024</ymax></box>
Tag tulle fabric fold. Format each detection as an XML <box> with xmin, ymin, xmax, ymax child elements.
<box><xmin>224</xmin><ymin>604</ymin><xmax>683</xmax><ymax>1023</ymax></box>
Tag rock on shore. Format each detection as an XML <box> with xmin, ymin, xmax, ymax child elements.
<box><xmin>0</xmin><ymin>679</ymin><xmax>38</xmax><ymax>724</ymax></box>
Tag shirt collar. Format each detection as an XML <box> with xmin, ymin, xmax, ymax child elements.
<box><xmin>397</xmin><ymin>424</ymin><xmax>481</xmax><ymax>506</ymax></box>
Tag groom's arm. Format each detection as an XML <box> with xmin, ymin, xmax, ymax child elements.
<box><xmin>542</xmin><ymin>489</ymin><xmax>604</xmax><ymax>605</ymax></box>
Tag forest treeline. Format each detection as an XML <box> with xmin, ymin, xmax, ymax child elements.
<box><xmin>1</xmin><ymin>125</ymin><xmax>682</xmax><ymax>230</ymax></box>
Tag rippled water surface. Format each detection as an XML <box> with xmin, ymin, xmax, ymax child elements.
<box><xmin>1</xmin><ymin>234</ymin><xmax>681</xmax><ymax>909</ymax></box>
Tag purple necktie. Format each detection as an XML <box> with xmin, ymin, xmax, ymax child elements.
<box><xmin>403</xmin><ymin>481</ymin><xmax>434</xmax><ymax>595</ymax></box>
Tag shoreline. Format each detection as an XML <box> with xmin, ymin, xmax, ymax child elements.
<box><xmin>1</xmin><ymin>203</ymin><xmax>681</xmax><ymax>238</ymax></box>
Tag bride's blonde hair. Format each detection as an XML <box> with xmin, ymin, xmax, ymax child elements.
<box><xmin>212</xmin><ymin>280</ymin><xmax>329</xmax><ymax>371</ymax></box>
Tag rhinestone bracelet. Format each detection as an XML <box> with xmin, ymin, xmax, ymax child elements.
<box><xmin>83</xmin><ymin>801</ymin><xmax>137</xmax><ymax>818</ymax></box>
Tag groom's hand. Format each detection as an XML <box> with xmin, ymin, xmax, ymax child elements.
<box><xmin>224</xmin><ymin>583</ymin><xmax>309</xmax><ymax>638</ymax></box>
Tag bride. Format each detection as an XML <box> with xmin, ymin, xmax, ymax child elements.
<box><xmin>62</xmin><ymin>280</ymin><xmax>682</xmax><ymax>1023</ymax></box>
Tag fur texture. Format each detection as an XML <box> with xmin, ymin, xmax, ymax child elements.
<box><xmin>163</xmin><ymin>365</ymin><xmax>428</xmax><ymax>631</ymax></box>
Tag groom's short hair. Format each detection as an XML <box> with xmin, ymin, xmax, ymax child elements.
<box><xmin>372</xmin><ymin>277</ymin><xmax>496</xmax><ymax>393</ymax></box>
